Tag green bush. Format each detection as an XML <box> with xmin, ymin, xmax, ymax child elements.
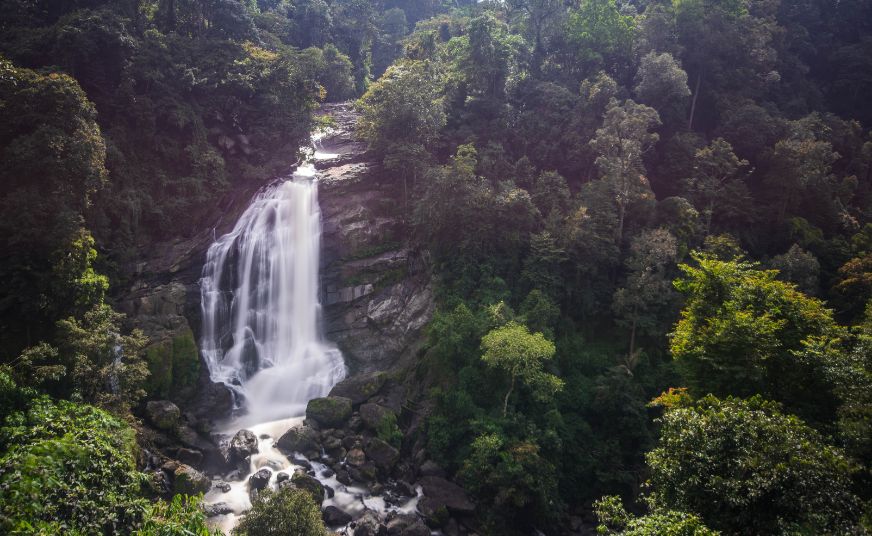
<box><xmin>134</xmin><ymin>495</ymin><xmax>221</xmax><ymax>536</ymax></box>
<box><xmin>0</xmin><ymin>395</ymin><xmax>146</xmax><ymax>534</ymax></box>
<box><xmin>376</xmin><ymin>412</ymin><xmax>403</xmax><ymax>448</ymax></box>
<box><xmin>233</xmin><ymin>487</ymin><xmax>326</xmax><ymax>536</ymax></box>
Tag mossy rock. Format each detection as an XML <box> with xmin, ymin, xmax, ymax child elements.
<box><xmin>305</xmin><ymin>396</ymin><xmax>352</xmax><ymax>427</ymax></box>
<box><xmin>144</xmin><ymin>326</ymin><xmax>200</xmax><ymax>400</ymax></box>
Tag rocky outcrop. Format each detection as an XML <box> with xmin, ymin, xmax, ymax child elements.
<box><xmin>317</xmin><ymin>104</ymin><xmax>433</xmax><ymax>374</ymax></box>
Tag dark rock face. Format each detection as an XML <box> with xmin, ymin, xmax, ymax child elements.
<box><xmin>417</xmin><ymin>476</ymin><xmax>475</xmax><ymax>514</ymax></box>
<box><xmin>329</xmin><ymin>372</ymin><xmax>388</xmax><ymax>404</ymax></box>
<box><xmin>248</xmin><ymin>468</ymin><xmax>271</xmax><ymax>491</ymax></box>
<box><xmin>322</xmin><ymin>505</ymin><xmax>352</xmax><ymax>527</ymax></box>
<box><xmin>359</xmin><ymin>403</ymin><xmax>394</xmax><ymax>430</ymax></box>
<box><xmin>366</xmin><ymin>437</ymin><xmax>400</xmax><ymax>472</ymax></box>
<box><xmin>146</xmin><ymin>400</ymin><xmax>180</xmax><ymax>430</ymax></box>
<box><xmin>229</xmin><ymin>429</ymin><xmax>258</xmax><ymax>462</ymax></box>
<box><xmin>306</xmin><ymin>396</ymin><xmax>353</xmax><ymax>427</ymax></box>
<box><xmin>318</xmin><ymin>104</ymin><xmax>433</xmax><ymax>374</ymax></box>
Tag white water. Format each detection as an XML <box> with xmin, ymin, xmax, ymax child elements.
<box><xmin>199</xmin><ymin>144</ymin><xmax>346</xmax><ymax>426</ymax></box>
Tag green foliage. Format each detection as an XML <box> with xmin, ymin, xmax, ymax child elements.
<box><xmin>356</xmin><ymin>59</ymin><xmax>446</xmax><ymax>154</ymax></box>
<box><xmin>144</xmin><ymin>327</ymin><xmax>200</xmax><ymax>400</ymax></box>
<box><xmin>134</xmin><ymin>494</ymin><xmax>221</xmax><ymax>536</ymax></box>
<box><xmin>0</xmin><ymin>58</ymin><xmax>108</xmax><ymax>355</ymax></box>
<box><xmin>375</xmin><ymin>412</ymin><xmax>403</xmax><ymax>449</ymax></box>
<box><xmin>460</xmin><ymin>432</ymin><xmax>562</xmax><ymax>534</ymax></box>
<box><xmin>481</xmin><ymin>321</ymin><xmax>561</xmax><ymax>416</ymax></box>
<box><xmin>233</xmin><ymin>486</ymin><xmax>326</xmax><ymax>536</ymax></box>
<box><xmin>595</xmin><ymin>495</ymin><xmax>718</xmax><ymax>536</ymax></box>
<box><xmin>646</xmin><ymin>395</ymin><xmax>862</xmax><ymax>535</ymax></box>
<box><xmin>671</xmin><ymin>254</ymin><xmax>848</xmax><ymax>426</ymax></box>
<box><xmin>0</xmin><ymin>391</ymin><xmax>146</xmax><ymax>534</ymax></box>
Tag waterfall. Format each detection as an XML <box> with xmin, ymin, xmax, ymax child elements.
<box><xmin>199</xmin><ymin>153</ymin><xmax>346</xmax><ymax>425</ymax></box>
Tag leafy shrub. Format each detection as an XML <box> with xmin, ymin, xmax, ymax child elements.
<box><xmin>233</xmin><ymin>487</ymin><xmax>326</xmax><ymax>536</ymax></box>
<box><xmin>0</xmin><ymin>394</ymin><xmax>146</xmax><ymax>534</ymax></box>
<box><xmin>134</xmin><ymin>494</ymin><xmax>221</xmax><ymax>536</ymax></box>
<box><xmin>376</xmin><ymin>412</ymin><xmax>403</xmax><ymax>448</ymax></box>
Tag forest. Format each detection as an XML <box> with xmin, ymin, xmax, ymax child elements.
<box><xmin>1</xmin><ymin>0</ymin><xmax>872</xmax><ymax>535</ymax></box>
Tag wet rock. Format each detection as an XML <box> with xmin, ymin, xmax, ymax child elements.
<box><xmin>203</xmin><ymin>502</ymin><xmax>233</xmax><ymax>517</ymax></box>
<box><xmin>365</xmin><ymin>437</ymin><xmax>399</xmax><ymax>472</ymax></box>
<box><xmin>336</xmin><ymin>468</ymin><xmax>352</xmax><ymax>485</ymax></box>
<box><xmin>176</xmin><ymin>448</ymin><xmax>203</xmax><ymax>467</ymax></box>
<box><xmin>276</xmin><ymin>472</ymin><xmax>290</xmax><ymax>483</ymax></box>
<box><xmin>346</xmin><ymin>448</ymin><xmax>366</xmax><ymax>466</ymax></box>
<box><xmin>291</xmin><ymin>470</ymin><xmax>324</xmax><ymax>504</ymax></box>
<box><xmin>323</xmin><ymin>505</ymin><xmax>352</xmax><ymax>527</ymax></box>
<box><xmin>360</xmin><ymin>403</ymin><xmax>395</xmax><ymax>431</ymax></box>
<box><xmin>214</xmin><ymin>481</ymin><xmax>232</xmax><ymax>493</ymax></box>
<box><xmin>276</xmin><ymin>425</ymin><xmax>320</xmax><ymax>458</ymax></box>
<box><xmin>386</xmin><ymin>513</ymin><xmax>429</xmax><ymax>536</ymax></box>
<box><xmin>394</xmin><ymin>480</ymin><xmax>416</xmax><ymax>498</ymax></box>
<box><xmin>325</xmin><ymin>485</ymin><xmax>335</xmax><ymax>498</ymax></box>
<box><xmin>306</xmin><ymin>396</ymin><xmax>353</xmax><ymax>427</ymax></box>
<box><xmin>353</xmin><ymin>511</ymin><xmax>386</xmax><ymax>536</ymax></box>
<box><xmin>417</xmin><ymin>476</ymin><xmax>474</xmax><ymax>514</ymax></box>
<box><xmin>292</xmin><ymin>456</ymin><xmax>313</xmax><ymax>470</ymax></box>
<box><xmin>322</xmin><ymin>467</ymin><xmax>335</xmax><ymax>478</ymax></box>
<box><xmin>230</xmin><ymin>429</ymin><xmax>259</xmax><ymax>463</ymax></box>
<box><xmin>147</xmin><ymin>469</ymin><xmax>172</xmax><ymax>497</ymax></box>
<box><xmin>248</xmin><ymin>468</ymin><xmax>271</xmax><ymax>491</ymax></box>
<box><xmin>174</xmin><ymin>464</ymin><xmax>211</xmax><ymax>495</ymax></box>
<box><xmin>329</xmin><ymin>372</ymin><xmax>388</xmax><ymax>404</ymax></box>
<box><xmin>146</xmin><ymin>400</ymin><xmax>180</xmax><ymax>431</ymax></box>
<box><xmin>419</xmin><ymin>460</ymin><xmax>445</xmax><ymax>478</ymax></box>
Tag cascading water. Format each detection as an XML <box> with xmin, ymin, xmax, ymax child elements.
<box><xmin>199</xmin><ymin>144</ymin><xmax>346</xmax><ymax>425</ymax></box>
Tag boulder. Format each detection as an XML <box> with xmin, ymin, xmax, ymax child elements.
<box><xmin>386</xmin><ymin>514</ymin><xmax>429</xmax><ymax>536</ymax></box>
<box><xmin>146</xmin><ymin>400</ymin><xmax>180</xmax><ymax>431</ymax></box>
<box><xmin>329</xmin><ymin>372</ymin><xmax>388</xmax><ymax>404</ymax></box>
<box><xmin>248</xmin><ymin>468</ymin><xmax>271</xmax><ymax>491</ymax></box>
<box><xmin>353</xmin><ymin>511</ymin><xmax>385</xmax><ymax>536</ymax></box>
<box><xmin>365</xmin><ymin>437</ymin><xmax>399</xmax><ymax>472</ymax></box>
<box><xmin>275</xmin><ymin>471</ymin><xmax>290</xmax><ymax>483</ymax></box>
<box><xmin>230</xmin><ymin>429</ymin><xmax>258</xmax><ymax>462</ymax></box>
<box><xmin>346</xmin><ymin>448</ymin><xmax>366</xmax><ymax>466</ymax></box>
<box><xmin>306</xmin><ymin>396</ymin><xmax>352</xmax><ymax>427</ymax></box>
<box><xmin>417</xmin><ymin>476</ymin><xmax>474</xmax><ymax>514</ymax></box>
<box><xmin>176</xmin><ymin>448</ymin><xmax>203</xmax><ymax>467</ymax></box>
<box><xmin>276</xmin><ymin>425</ymin><xmax>320</xmax><ymax>458</ymax></box>
<box><xmin>359</xmin><ymin>403</ymin><xmax>395</xmax><ymax>431</ymax></box>
<box><xmin>349</xmin><ymin>461</ymin><xmax>378</xmax><ymax>483</ymax></box>
<box><xmin>322</xmin><ymin>505</ymin><xmax>352</xmax><ymax>527</ymax></box>
<box><xmin>203</xmin><ymin>502</ymin><xmax>233</xmax><ymax>517</ymax></box>
<box><xmin>291</xmin><ymin>470</ymin><xmax>324</xmax><ymax>504</ymax></box>
<box><xmin>418</xmin><ymin>460</ymin><xmax>445</xmax><ymax>478</ymax></box>
<box><xmin>173</xmin><ymin>464</ymin><xmax>211</xmax><ymax>495</ymax></box>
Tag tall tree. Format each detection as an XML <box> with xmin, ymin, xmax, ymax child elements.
<box><xmin>589</xmin><ymin>98</ymin><xmax>660</xmax><ymax>244</ymax></box>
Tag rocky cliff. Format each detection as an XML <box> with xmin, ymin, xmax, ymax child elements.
<box><xmin>117</xmin><ymin>103</ymin><xmax>432</xmax><ymax>422</ymax></box>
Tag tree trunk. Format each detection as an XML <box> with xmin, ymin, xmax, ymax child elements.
<box><xmin>616</xmin><ymin>201</ymin><xmax>626</xmax><ymax>244</ymax></box>
<box><xmin>688</xmin><ymin>71</ymin><xmax>702</xmax><ymax>131</ymax></box>
<box><xmin>502</xmin><ymin>374</ymin><xmax>516</xmax><ymax>418</ymax></box>
<box><xmin>628</xmin><ymin>316</ymin><xmax>637</xmax><ymax>361</ymax></box>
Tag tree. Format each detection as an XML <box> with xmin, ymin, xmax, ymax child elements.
<box><xmin>481</xmin><ymin>322</ymin><xmax>562</xmax><ymax>417</ymax></box>
<box><xmin>590</xmin><ymin>98</ymin><xmax>661</xmax><ymax>243</ymax></box>
<box><xmin>681</xmin><ymin>138</ymin><xmax>750</xmax><ymax>235</ymax></box>
<box><xmin>634</xmin><ymin>51</ymin><xmax>691</xmax><ymax>127</ymax></box>
<box><xmin>562</xmin><ymin>0</ymin><xmax>635</xmax><ymax>81</ymax></box>
<box><xmin>0</xmin><ymin>58</ymin><xmax>108</xmax><ymax>355</ymax></box>
<box><xmin>356</xmin><ymin>60</ymin><xmax>446</xmax><ymax>153</ymax></box>
<box><xmin>233</xmin><ymin>486</ymin><xmax>327</xmax><ymax>536</ymax></box>
<box><xmin>671</xmin><ymin>254</ymin><xmax>847</xmax><ymax>426</ymax></box>
<box><xmin>646</xmin><ymin>395</ymin><xmax>862</xmax><ymax>535</ymax></box>
<box><xmin>612</xmin><ymin>229</ymin><xmax>679</xmax><ymax>359</ymax></box>
<box><xmin>457</xmin><ymin>12</ymin><xmax>523</xmax><ymax>100</ymax></box>
<box><xmin>594</xmin><ymin>495</ymin><xmax>717</xmax><ymax>536</ymax></box>
<box><xmin>769</xmin><ymin>244</ymin><xmax>820</xmax><ymax>295</ymax></box>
